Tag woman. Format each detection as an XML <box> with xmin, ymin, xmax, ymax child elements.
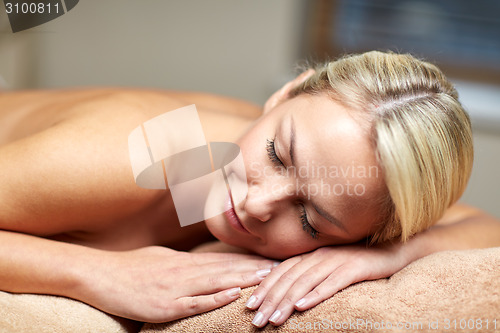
<box><xmin>0</xmin><ymin>51</ymin><xmax>499</xmax><ymax>328</ymax></box>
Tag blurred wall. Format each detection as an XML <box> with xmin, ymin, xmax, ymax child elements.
<box><xmin>1</xmin><ymin>0</ymin><xmax>306</xmax><ymax>104</ymax></box>
<box><xmin>461</xmin><ymin>130</ymin><xmax>500</xmax><ymax>218</ymax></box>
<box><xmin>454</xmin><ymin>81</ymin><xmax>500</xmax><ymax>218</ymax></box>
<box><xmin>0</xmin><ymin>8</ymin><xmax>35</xmax><ymax>89</ymax></box>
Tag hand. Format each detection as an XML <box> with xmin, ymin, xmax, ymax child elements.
<box><xmin>75</xmin><ymin>246</ymin><xmax>277</xmax><ymax>323</ymax></box>
<box><xmin>245</xmin><ymin>242</ymin><xmax>411</xmax><ymax>327</ymax></box>
<box><xmin>263</xmin><ymin>69</ymin><xmax>315</xmax><ymax>114</ymax></box>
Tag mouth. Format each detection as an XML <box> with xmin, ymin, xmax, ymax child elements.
<box><xmin>224</xmin><ymin>193</ymin><xmax>250</xmax><ymax>234</ymax></box>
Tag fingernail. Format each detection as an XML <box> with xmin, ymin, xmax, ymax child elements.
<box><xmin>269</xmin><ymin>309</ymin><xmax>281</xmax><ymax>323</ymax></box>
<box><xmin>272</xmin><ymin>261</ymin><xmax>280</xmax><ymax>267</ymax></box>
<box><xmin>226</xmin><ymin>287</ymin><xmax>241</xmax><ymax>297</ymax></box>
<box><xmin>252</xmin><ymin>312</ymin><xmax>264</xmax><ymax>327</ymax></box>
<box><xmin>256</xmin><ymin>268</ymin><xmax>271</xmax><ymax>278</ymax></box>
<box><xmin>246</xmin><ymin>295</ymin><xmax>257</xmax><ymax>308</ymax></box>
<box><xmin>295</xmin><ymin>298</ymin><xmax>306</xmax><ymax>308</ymax></box>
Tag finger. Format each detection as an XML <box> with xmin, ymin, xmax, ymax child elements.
<box><xmin>265</xmin><ymin>261</ymin><xmax>358</xmax><ymax>326</ymax></box>
<box><xmin>295</xmin><ymin>263</ymin><xmax>360</xmax><ymax>311</ymax></box>
<box><xmin>245</xmin><ymin>256</ymin><xmax>303</xmax><ymax>310</ymax></box>
<box><xmin>263</xmin><ymin>80</ymin><xmax>295</xmax><ymax>112</ymax></box>
<box><xmin>192</xmin><ymin>258</ymin><xmax>278</xmax><ymax>276</ymax></box>
<box><xmin>255</xmin><ymin>263</ymin><xmax>334</xmax><ymax>327</ymax></box>
<box><xmin>181</xmin><ymin>268</ymin><xmax>273</xmax><ymax>296</ymax></box>
<box><xmin>263</xmin><ymin>69</ymin><xmax>315</xmax><ymax>114</ymax></box>
<box><xmin>266</xmin><ymin>264</ymin><xmax>333</xmax><ymax>326</ymax></box>
<box><xmin>164</xmin><ymin>287</ymin><xmax>242</xmax><ymax>322</ymax></box>
<box><xmin>188</xmin><ymin>252</ymin><xmax>270</xmax><ymax>265</ymax></box>
<box><xmin>249</xmin><ymin>258</ymin><xmax>323</xmax><ymax>328</ymax></box>
<box><xmin>295</xmin><ymin>69</ymin><xmax>315</xmax><ymax>84</ymax></box>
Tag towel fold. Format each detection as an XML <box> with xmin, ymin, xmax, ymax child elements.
<box><xmin>142</xmin><ymin>246</ymin><xmax>500</xmax><ymax>333</ymax></box>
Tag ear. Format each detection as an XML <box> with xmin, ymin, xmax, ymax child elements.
<box><xmin>263</xmin><ymin>69</ymin><xmax>315</xmax><ymax>114</ymax></box>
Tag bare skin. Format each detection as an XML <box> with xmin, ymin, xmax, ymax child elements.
<box><xmin>0</xmin><ymin>88</ymin><xmax>279</xmax><ymax>322</ymax></box>
<box><xmin>0</xmin><ymin>88</ymin><xmax>258</xmax><ymax>250</ymax></box>
<box><xmin>1</xmin><ymin>85</ymin><xmax>499</xmax><ymax>327</ymax></box>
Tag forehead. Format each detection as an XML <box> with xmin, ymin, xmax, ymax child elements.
<box><xmin>283</xmin><ymin>94</ymin><xmax>383</xmax><ymax>235</ymax></box>
<box><xmin>291</xmin><ymin>95</ymin><xmax>373</xmax><ymax>166</ymax></box>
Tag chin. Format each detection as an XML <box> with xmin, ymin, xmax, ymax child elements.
<box><xmin>204</xmin><ymin>216</ymin><xmax>293</xmax><ymax>259</ymax></box>
<box><xmin>204</xmin><ymin>215</ymin><xmax>235</xmax><ymax>244</ymax></box>
<box><xmin>204</xmin><ymin>216</ymin><xmax>258</xmax><ymax>254</ymax></box>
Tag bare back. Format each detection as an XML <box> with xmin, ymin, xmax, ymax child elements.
<box><xmin>0</xmin><ymin>88</ymin><xmax>261</xmax><ymax>251</ymax></box>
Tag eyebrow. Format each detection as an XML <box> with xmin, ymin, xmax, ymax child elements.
<box><xmin>288</xmin><ymin>115</ymin><xmax>347</xmax><ymax>232</ymax></box>
<box><xmin>289</xmin><ymin>115</ymin><xmax>296</xmax><ymax>166</ymax></box>
<box><xmin>312</xmin><ymin>202</ymin><xmax>347</xmax><ymax>232</ymax></box>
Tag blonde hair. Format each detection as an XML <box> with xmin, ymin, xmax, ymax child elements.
<box><xmin>290</xmin><ymin>51</ymin><xmax>473</xmax><ymax>243</ymax></box>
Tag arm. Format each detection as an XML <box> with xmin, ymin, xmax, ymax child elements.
<box><xmin>0</xmin><ymin>230</ymin><xmax>93</xmax><ymax>296</ymax></box>
<box><xmin>0</xmin><ymin>89</ymin><xmax>275</xmax><ymax>321</ymax></box>
<box><xmin>0</xmin><ymin>229</ymin><xmax>277</xmax><ymax>322</ymax></box>
<box><xmin>247</xmin><ymin>204</ymin><xmax>500</xmax><ymax>327</ymax></box>
<box><xmin>400</xmin><ymin>204</ymin><xmax>500</xmax><ymax>261</ymax></box>
<box><xmin>0</xmin><ymin>115</ymin><xmax>275</xmax><ymax>321</ymax></box>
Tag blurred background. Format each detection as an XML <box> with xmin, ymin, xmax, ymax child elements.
<box><xmin>1</xmin><ymin>0</ymin><xmax>499</xmax><ymax>218</ymax></box>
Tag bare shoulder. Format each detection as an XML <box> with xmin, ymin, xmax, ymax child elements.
<box><xmin>0</xmin><ymin>88</ymin><xmax>259</xmax><ymax>236</ymax></box>
<box><xmin>165</xmin><ymin>90</ymin><xmax>262</xmax><ymax>119</ymax></box>
<box><xmin>437</xmin><ymin>203</ymin><xmax>495</xmax><ymax>225</ymax></box>
<box><xmin>0</xmin><ymin>88</ymin><xmax>261</xmax><ymax>135</ymax></box>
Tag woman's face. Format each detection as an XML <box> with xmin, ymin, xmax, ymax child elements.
<box><xmin>205</xmin><ymin>94</ymin><xmax>385</xmax><ymax>259</ymax></box>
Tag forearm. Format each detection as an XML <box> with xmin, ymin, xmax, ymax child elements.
<box><xmin>399</xmin><ymin>207</ymin><xmax>500</xmax><ymax>263</ymax></box>
<box><xmin>0</xmin><ymin>229</ymin><xmax>103</xmax><ymax>299</ymax></box>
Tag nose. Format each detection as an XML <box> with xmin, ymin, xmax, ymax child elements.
<box><xmin>243</xmin><ymin>178</ymin><xmax>291</xmax><ymax>222</ymax></box>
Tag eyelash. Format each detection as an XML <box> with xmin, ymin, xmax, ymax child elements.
<box><xmin>301</xmin><ymin>205</ymin><xmax>319</xmax><ymax>239</ymax></box>
<box><xmin>266</xmin><ymin>138</ymin><xmax>319</xmax><ymax>240</ymax></box>
<box><xmin>266</xmin><ymin>138</ymin><xmax>283</xmax><ymax>166</ymax></box>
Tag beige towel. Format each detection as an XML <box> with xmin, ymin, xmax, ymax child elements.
<box><xmin>0</xmin><ymin>291</ymin><xmax>141</xmax><ymax>333</ymax></box>
<box><xmin>1</xmin><ymin>246</ymin><xmax>498</xmax><ymax>333</ymax></box>
<box><xmin>142</xmin><ymin>246</ymin><xmax>500</xmax><ymax>333</ymax></box>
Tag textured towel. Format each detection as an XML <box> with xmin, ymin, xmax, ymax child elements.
<box><xmin>1</xmin><ymin>246</ymin><xmax>498</xmax><ymax>333</ymax></box>
<box><xmin>142</xmin><ymin>245</ymin><xmax>500</xmax><ymax>333</ymax></box>
<box><xmin>0</xmin><ymin>291</ymin><xmax>141</xmax><ymax>333</ymax></box>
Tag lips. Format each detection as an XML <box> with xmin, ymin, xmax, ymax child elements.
<box><xmin>224</xmin><ymin>194</ymin><xmax>250</xmax><ymax>234</ymax></box>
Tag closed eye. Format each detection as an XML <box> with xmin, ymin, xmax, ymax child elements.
<box><xmin>300</xmin><ymin>204</ymin><xmax>319</xmax><ymax>239</ymax></box>
<box><xmin>266</xmin><ymin>138</ymin><xmax>284</xmax><ymax>167</ymax></box>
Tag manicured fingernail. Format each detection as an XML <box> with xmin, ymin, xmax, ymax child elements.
<box><xmin>269</xmin><ymin>310</ymin><xmax>281</xmax><ymax>323</ymax></box>
<box><xmin>252</xmin><ymin>312</ymin><xmax>264</xmax><ymax>327</ymax></box>
<box><xmin>226</xmin><ymin>287</ymin><xmax>241</xmax><ymax>297</ymax></box>
<box><xmin>256</xmin><ymin>268</ymin><xmax>271</xmax><ymax>278</ymax></box>
<box><xmin>295</xmin><ymin>298</ymin><xmax>306</xmax><ymax>307</ymax></box>
<box><xmin>246</xmin><ymin>295</ymin><xmax>257</xmax><ymax>308</ymax></box>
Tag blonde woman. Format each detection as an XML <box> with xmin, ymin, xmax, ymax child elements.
<box><xmin>0</xmin><ymin>51</ymin><xmax>499</xmax><ymax>328</ymax></box>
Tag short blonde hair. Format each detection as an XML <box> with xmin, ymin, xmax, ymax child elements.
<box><xmin>290</xmin><ymin>51</ymin><xmax>473</xmax><ymax>243</ymax></box>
